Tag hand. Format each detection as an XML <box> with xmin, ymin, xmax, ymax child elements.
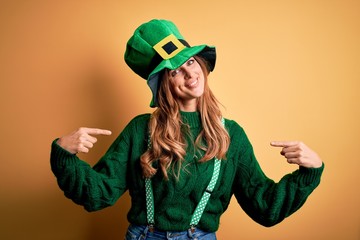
<box><xmin>270</xmin><ymin>141</ymin><xmax>323</xmax><ymax>168</ymax></box>
<box><xmin>57</xmin><ymin>127</ymin><xmax>112</xmax><ymax>154</ymax></box>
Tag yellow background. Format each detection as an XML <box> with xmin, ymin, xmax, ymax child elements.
<box><xmin>1</xmin><ymin>0</ymin><xmax>359</xmax><ymax>239</ymax></box>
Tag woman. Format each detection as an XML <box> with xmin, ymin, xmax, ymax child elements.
<box><xmin>51</xmin><ymin>19</ymin><xmax>324</xmax><ymax>239</ymax></box>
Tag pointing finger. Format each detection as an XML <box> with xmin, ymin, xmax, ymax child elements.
<box><xmin>270</xmin><ymin>141</ymin><xmax>299</xmax><ymax>147</ymax></box>
<box><xmin>81</xmin><ymin>127</ymin><xmax>112</xmax><ymax>136</ymax></box>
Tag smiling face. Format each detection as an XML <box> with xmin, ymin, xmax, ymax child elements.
<box><xmin>167</xmin><ymin>57</ymin><xmax>205</xmax><ymax>111</ymax></box>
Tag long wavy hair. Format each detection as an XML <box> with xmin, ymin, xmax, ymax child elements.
<box><xmin>140</xmin><ymin>56</ymin><xmax>230</xmax><ymax>180</ymax></box>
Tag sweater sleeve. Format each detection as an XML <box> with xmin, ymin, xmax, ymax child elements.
<box><xmin>50</xmin><ymin>123</ymin><xmax>133</xmax><ymax>212</ymax></box>
<box><xmin>229</xmin><ymin>121</ymin><xmax>324</xmax><ymax>227</ymax></box>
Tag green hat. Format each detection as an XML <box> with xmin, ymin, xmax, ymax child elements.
<box><xmin>124</xmin><ymin>19</ymin><xmax>216</xmax><ymax>107</ymax></box>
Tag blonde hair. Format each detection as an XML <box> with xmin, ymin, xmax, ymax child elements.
<box><xmin>140</xmin><ymin>56</ymin><xmax>230</xmax><ymax>180</ymax></box>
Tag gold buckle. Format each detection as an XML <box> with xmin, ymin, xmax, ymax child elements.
<box><xmin>153</xmin><ymin>34</ymin><xmax>186</xmax><ymax>60</ymax></box>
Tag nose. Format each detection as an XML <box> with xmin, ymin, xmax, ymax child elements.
<box><xmin>183</xmin><ymin>66</ymin><xmax>194</xmax><ymax>80</ymax></box>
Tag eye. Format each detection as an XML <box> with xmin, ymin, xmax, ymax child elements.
<box><xmin>170</xmin><ymin>69</ymin><xmax>180</xmax><ymax>77</ymax></box>
<box><xmin>187</xmin><ymin>58</ymin><xmax>195</xmax><ymax>65</ymax></box>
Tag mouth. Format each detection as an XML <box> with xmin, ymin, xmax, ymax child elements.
<box><xmin>185</xmin><ymin>79</ymin><xmax>198</xmax><ymax>88</ymax></box>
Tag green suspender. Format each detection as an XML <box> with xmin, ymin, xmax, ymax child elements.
<box><xmin>145</xmin><ymin>118</ymin><xmax>225</xmax><ymax>231</ymax></box>
<box><xmin>145</xmin><ymin>132</ymin><xmax>155</xmax><ymax>229</ymax></box>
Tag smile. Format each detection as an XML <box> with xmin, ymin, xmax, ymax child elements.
<box><xmin>186</xmin><ymin>79</ymin><xmax>198</xmax><ymax>88</ymax></box>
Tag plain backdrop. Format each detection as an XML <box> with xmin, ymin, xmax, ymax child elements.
<box><xmin>0</xmin><ymin>0</ymin><xmax>359</xmax><ymax>239</ymax></box>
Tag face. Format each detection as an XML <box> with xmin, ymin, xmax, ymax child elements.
<box><xmin>167</xmin><ymin>57</ymin><xmax>205</xmax><ymax>111</ymax></box>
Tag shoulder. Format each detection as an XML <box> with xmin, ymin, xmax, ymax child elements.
<box><xmin>123</xmin><ymin>113</ymin><xmax>151</xmax><ymax>133</ymax></box>
<box><xmin>223</xmin><ymin>118</ymin><xmax>246</xmax><ymax>137</ymax></box>
<box><xmin>111</xmin><ymin>113</ymin><xmax>151</xmax><ymax>148</ymax></box>
<box><xmin>128</xmin><ymin>113</ymin><xmax>151</xmax><ymax>125</ymax></box>
<box><xmin>223</xmin><ymin>117</ymin><xmax>253</xmax><ymax>152</ymax></box>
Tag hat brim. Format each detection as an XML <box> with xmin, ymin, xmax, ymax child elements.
<box><xmin>147</xmin><ymin>44</ymin><xmax>216</xmax><ymax>107</ymax></box>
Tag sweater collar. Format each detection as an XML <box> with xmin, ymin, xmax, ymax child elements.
<box><xmin>180</xmin><ymin>111</ymin><xmax>201</xmax><ymax>128</ymax></box>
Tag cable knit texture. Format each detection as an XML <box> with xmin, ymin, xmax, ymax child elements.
<box><xmin>50</xmin><ymin>111</ymin><xmax>324</xmax><ymax>232</ymax></box>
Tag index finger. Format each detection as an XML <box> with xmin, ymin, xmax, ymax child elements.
<box><xmin>83</xmin><ymin>128</ymin><xmax>112</xmax><ymax>136</ymax></box>
<box><xmin>270</xmin><ymin>141</ymin><xmax>299</xmax><ymax>147</ymax></box>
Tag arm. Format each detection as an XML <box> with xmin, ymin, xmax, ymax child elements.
<box><xmin>230</xmin><ymin>122</ymin><xmax>324</xmax><ymax>227</ymax></box>
<box><xmin>50</xmin><ymin>127</ymin><xmax>130</xmax><ymax>212</ymax></box>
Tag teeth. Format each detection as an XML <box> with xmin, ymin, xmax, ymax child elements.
<box><xmin>188</xmin><ymin>80</ymin><xmax>197</xmax><ymax>87</ymax></box>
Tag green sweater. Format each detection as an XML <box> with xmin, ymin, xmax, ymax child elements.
<box><xmin>50</xmin><ymin>111</ymin><xmax>324</xmax><ymax>232</ymax></box>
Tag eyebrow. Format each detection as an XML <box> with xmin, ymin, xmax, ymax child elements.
<box><xmin>165</xmin><ymin>69</ymin><xmax>174</xmax><ymax>77</ymax></box>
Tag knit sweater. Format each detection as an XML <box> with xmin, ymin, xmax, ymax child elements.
<box><xmin>50</xmin><ymin>111</ymin><xmax>324</xmax><ymax>232</ymax></box>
